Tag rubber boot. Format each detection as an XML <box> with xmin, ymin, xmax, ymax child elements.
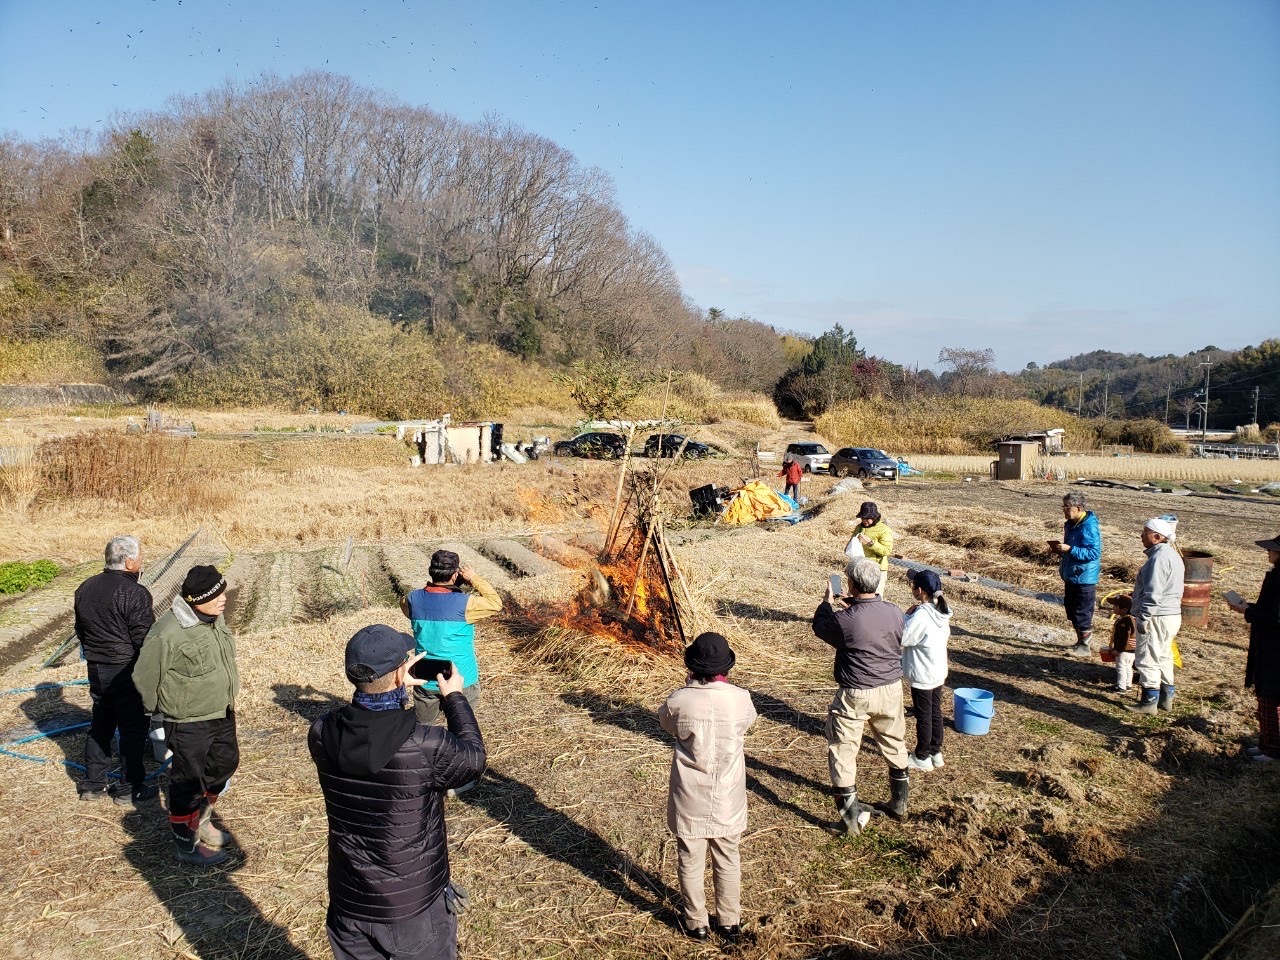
<box><xmin>198</xmin><ymin>791</ymin><xmax>228</xmax><ymax>848</ymax></box>
<box><xmin>1066</xmin><ymin>631</ymin><xmax>1093</xmax><ymax>658</ymax></box>
<box><xmin>171</xmin><ymin>810</ymin><xmax>228</xmax><ymax>866</ymax></box>
<box><xmin>1157</xmin><ymin>684</ymin><xmax>1175</xmax><ymax>712</ymax></box>
<box><xmin>830</xmin><ymin>786</ymin><xmax>870</xmax><ymax>836</ymax></box>
<box><xmin>873</xmin><ymin>767</ymin><xmax>910</xmax><ymax>821</ymax></box>
<box><xmin>1126</xmin><ymin>687</ymin><xmax>1159</xmax><ymax>715</ymax></box>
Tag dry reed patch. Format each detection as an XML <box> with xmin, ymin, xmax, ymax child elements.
<box><xmin>908</xmin><ymin>453</ymin><xmax>1280</xmax><ymax>484</ymax></box>
<box><xmin>0</xmin><ymin>443</ymin><xmax>40</xmax><ymax>512</ymax></box>
<box><xmin>37</xmin><ymin>432</ymin><xmax>237</xmax><ymax>517</ymax></box>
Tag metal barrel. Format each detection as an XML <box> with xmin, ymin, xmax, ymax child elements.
<box><xmin>1180</xmin><ymin>550</ymin><xmax>1214</xmax><ymax>629</ymax></box>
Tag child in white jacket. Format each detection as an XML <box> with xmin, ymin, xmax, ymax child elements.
<box><xmin>902</xmin><ymin>569</ymin><xmax>951</xmax><ymax>771</ymax></box>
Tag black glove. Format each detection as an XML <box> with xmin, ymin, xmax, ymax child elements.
<box><xmin>444</xmin><ymin>881</ymin><xmax>471</xmax><ymax>915</ymax></box>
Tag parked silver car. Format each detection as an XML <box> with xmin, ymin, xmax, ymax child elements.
<box><xmin>784</xmin><ymin>442</ymin><xmax>832</xmax><ymax>473</ymax></box>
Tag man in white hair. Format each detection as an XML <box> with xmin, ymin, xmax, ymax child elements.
<box><xmin>1127</xmin><ymin>518</ymin><xmax>1184</xmax><ymax>715</ymax></box>
<box><xmin>73</xmin><ymin>535</ymin><xmax>158</xmax><ymax>804</ymax></box>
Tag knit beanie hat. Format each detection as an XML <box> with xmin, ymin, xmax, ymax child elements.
<box><xmin>684</xmin><ymin>632</ymin><xmax>736</xmax><ymax>677</ymax></box>
<box><xmin>181</xmin><ymin>565</ymin><xmax>226</xmax><ymax>605</ymax></box>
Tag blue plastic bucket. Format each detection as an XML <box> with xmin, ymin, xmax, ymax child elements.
<box><xmin>953</xmin><ymin>687</ymin><xmax>995</xmax><ymax>736</ymax></box>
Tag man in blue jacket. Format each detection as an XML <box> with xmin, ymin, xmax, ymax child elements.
<box><xmin>1051</xmin><ymin>492</ymin><xmax>1103</xmax><ymax>658</ymax></box>
<box><xmin>309</xmin><ymin>624</ymin><xmax>486</xmax><ymax>960</ymax></box>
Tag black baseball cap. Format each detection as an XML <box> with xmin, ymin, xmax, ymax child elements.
<box><xmin>345</xmin><ymin>624</ymin><xmax>413</xmax><ymax>683</ymax></box>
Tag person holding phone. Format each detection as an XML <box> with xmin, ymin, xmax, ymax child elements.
<box><xmin>812</xmin><ymin>558</ymin><xmax>909</xmax><ymax>835</ymax></box>
<box><xmin>309</xmin><ymin>624</ymin><xmax>486</xmax><ymax>960</ymax></box>
<box><xmin>1051</xmin><ymin>492</ymin><xmax>1103</xmax><ymax>658</ymax></box>
<box><xmin>401</xmin><ymin>550</ymin><xmax>503</xmax><ymax>726</ymax></box>
<box><xmin>1225</xmin><ymin>533</ymin><xmax>1280</xmax><ymax>762</ymax></box>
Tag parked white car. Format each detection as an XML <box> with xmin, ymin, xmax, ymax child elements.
<box><xmin>785</xmin><ymin>441</ymin><xmax>832</xmax><ymax>473</ymax></box>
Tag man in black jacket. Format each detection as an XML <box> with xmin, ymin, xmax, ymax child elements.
<box><xmin>812</xmin><ymin>557</ymin><xmax>910</xmax><ymax>836</ymax></box>
<box><xmin>73</xmin><ymin>535</ymin><xmax>158</xmax><ymax>805</ymax></box>
<box><xmin>309</xmin><ymin>624</ymin><xmax>487</xmax><ymax>960</ymax></box>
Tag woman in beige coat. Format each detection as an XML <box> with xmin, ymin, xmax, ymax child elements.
<box><xmin>658</xmin><ymin>632</ymin><xmax>757</xmax><ymax>944</ymax></box>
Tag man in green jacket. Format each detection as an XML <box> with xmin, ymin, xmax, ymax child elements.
<box><xmin>134</xmin><ymin>565</ymin><xmax>239</xmax><ymax>867</ymax></box>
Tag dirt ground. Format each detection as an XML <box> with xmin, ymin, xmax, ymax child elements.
<box><xmin>1</xmin><ymin>427</ymin><xmax>1279</xmax><ymax>960</ymax></box>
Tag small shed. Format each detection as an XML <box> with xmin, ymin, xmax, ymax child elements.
<box><xmin>994</xmin><ymin>440</ymin><xmax>1039</xmax><ymax>480</ymax></box>
<box><xmin>396</xmin><ymin>416</ymin><xmax>503</xmax><ymax>466</ymax></box>
<box><xmin>445</xmin><ymin>421</ymin><xmax>497</xmax><ymax>465</ymax></box>
<box><xmin>999</xmin><ymin>428</ymin><xmax>1065</xmax><ymax>455</ymax></box>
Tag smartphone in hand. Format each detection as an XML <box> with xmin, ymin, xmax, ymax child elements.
<box><xmin>829</xmin><ymin>573</ymin><xmax>844</xmax><ymax>597</ymax></box>
<box><xmin>1224</xmin><ymin>590</ymin><xmax>1245</xmax><ymax>607</ymax></box>
<box><xmin>409</xmin><ymin>657</ymin><xmax>454</xmax><ymax>682</ymax></box>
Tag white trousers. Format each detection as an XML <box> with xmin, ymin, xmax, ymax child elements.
<box><xmin>1135</xmin><ymin>615</ymin><xmax>1180</xmax><ymax>690</ymax></box>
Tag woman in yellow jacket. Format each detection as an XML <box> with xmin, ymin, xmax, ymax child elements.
<box><xmin>851</xmin><ymin>501</ymin><xmax>895</xmax><ymax>596</ymax></box>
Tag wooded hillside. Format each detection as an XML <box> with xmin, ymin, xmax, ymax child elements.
<box><xmin>0</xmin><ymin>71</ymin><xmax>787</xmax><ymax>413</ymax></box>
<box><xmin>1</xmin><ymin>70</ymin><xmax>1275</xmax><ymax>431</ymax></box>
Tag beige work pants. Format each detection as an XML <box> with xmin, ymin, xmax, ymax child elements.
<box><xmin>1135</xmin><ymin>614</ymin><xmax>1180</xmax><ymax>690</ymax></box>
<box><xmin>826</xmin><ymin>682</ymin><xmax>908</xmax><ymax>789</ymax></box>
<box><xmin>676</xmin><ymin>834</ymin><xmax>742</xmax><ymax>928</ymax></box>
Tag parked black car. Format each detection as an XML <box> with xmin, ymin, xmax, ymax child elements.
<box><xmin>644</xmin><ymin>433</ymin><xmax>710</xmax><ymax>459</ymax></box>
<box><xmin>552</xmin><ymin>432</ymin><xmax>628</xmax><ymax>459</ymax></box>
<box><xmin>829</xmin><ymin>447</ymin><xmax>898</xmax><ymax>479</ymax></box>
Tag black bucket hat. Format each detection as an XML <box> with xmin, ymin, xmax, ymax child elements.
<box><xmin>856</xmin><ymin>501</ymin><xmax>881</xmax><ymax>520</ymax></box>
<box><xmin>684</xmin><ymin>632</ymin><xmax>736</xmax><ymax>677</ymax></box>
<box><xmin>1256</xmin><ymin>533</ymin><xmax>1280</xmax><ymax>551</ymax></box>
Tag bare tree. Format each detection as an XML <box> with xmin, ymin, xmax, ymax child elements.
<box><xmin>937</xmin><ymin>346</ymin><xmax>997</xmax><ymax>397</ymax></box>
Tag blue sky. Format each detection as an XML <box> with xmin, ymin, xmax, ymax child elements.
<box><xmin>2</xmin><ymin>0</ymin><xmax>1277</xmax><ymax>371</ymax></box>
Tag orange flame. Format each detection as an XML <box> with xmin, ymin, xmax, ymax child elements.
<box><xmin>533</xmin><ymin>523</ymin><xmax>681</xmax><ymax>655</ymax></box>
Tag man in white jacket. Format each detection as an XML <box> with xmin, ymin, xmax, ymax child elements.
<box><xmin>901</xmin><ymin>569</ymin><xmax>951</xmax><ymax>771</ymax></box>
<box><xmin>1127</xmin><ymin>518</ymin><xmax>1184</xmax><ymax>715</ymax></box>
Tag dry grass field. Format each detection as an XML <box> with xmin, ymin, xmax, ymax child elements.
<box><xmin>908</xmin><ymin>453</ymin><xmax>1280</xmax><ymax>485</ymax></box>
<box><xmin>1</xmin><ymin>407</ymin><xmax>1279</xmax><ymax>960</ymax></box>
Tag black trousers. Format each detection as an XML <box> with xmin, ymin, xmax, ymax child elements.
<box><xmin>83</xmin><ymin>661</ymin><xmax>149</xmax><ymax>792</ymax></box>
<box><xmin>165</xmin><ymin>711</ymin><xmax>239</xmax><ymax>818</ymax></box>
<box><xmin>326</xmin><ymin>894</ymin><xmax>456</xmax><ymax>960</ymax></box>
<box><xmin>910</xmin><ymin>685</ymin><xmax>945</xmax><ymax>759</ymax></box>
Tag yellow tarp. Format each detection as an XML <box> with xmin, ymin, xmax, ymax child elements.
<box><xmin>721</xmin><ymin>480</ymin><xmax>794</xmax><ymax>525</ymax></box>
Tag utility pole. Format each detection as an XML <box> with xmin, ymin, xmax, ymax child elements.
<box><xmin>1077</xmin><ymin>373</ymin><xmax>1083</xmax><ymax>418</ymax></box>
<box><xmin>1253</xmin><ymin>385</ymin><xmax>1260</xmax><ymax>426</ymax></box>
<box><xmin>1165</xmin><ymin>382</ymin><xmax>1171</xmax><ymax>426</ymax></box>
<box><xmin>1102</xmin><ymin>375</ymin><xmax>1110</xmax><ymax>420</ymax></box>
<box><xmin>1197</xmin><ymin>360</ymin><xmax>1213</xmax><ymax>441</ymax></box>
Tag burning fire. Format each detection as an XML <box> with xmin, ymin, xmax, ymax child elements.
<box><xmin>534</xmin><ymin>524</ymin><xmax>683</xmax><ymax>655</ymax></box>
